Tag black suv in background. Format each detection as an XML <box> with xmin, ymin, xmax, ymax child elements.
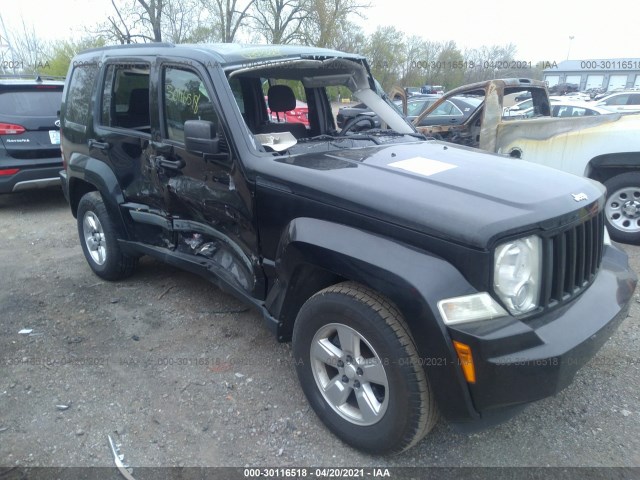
<box><xmin>0</xmin><ymin>75</ymin><xmax>64</xmax><ymax>193</ymax></box>
<box><xmin>60</xmin><ymin>43</ymin><xmax>636</xmax><ymax>454</ymax></box>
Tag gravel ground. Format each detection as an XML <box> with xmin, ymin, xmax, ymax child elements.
<box><xmin>1</xmin><ymin>188</ymin><xmax>639</xmax><ymax>474</ymax></box>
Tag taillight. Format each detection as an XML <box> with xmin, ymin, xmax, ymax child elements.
<box><xmin>0</xmin><ymin>123</ymin><xmax>26</xmax><ymax>135</ymax></box>
<box><xmin>0</xmin><ymin>168</ymin><xmax>20</xmax><ymax>176</ymax></box>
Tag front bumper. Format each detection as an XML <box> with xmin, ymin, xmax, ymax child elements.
<box><xmin>448</xmin><ymin>242</ymin><xmax>636</xmax><ymax>419</ymax></box>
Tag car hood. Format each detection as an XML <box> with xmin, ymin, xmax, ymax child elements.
<box><xmin>259</xmin><ymin>140</ymin><xmax>604</xmax><ymax>248</ymax></box>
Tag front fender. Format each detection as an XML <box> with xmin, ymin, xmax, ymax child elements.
<box><xmin>268</xmin><ymin>217</ymin><xmax>481</xmax><ymax>422</ymax></box>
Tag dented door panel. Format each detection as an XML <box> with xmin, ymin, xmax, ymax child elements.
<box><xmin>149</xmin><ymin>59</ymin><xmax>264</xmax><ymax>297</ymax></box>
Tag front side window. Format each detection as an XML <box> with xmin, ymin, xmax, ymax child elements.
<box><xmin>605</xmin><ymin>94</ymin><xmax>628</xmax><ymax>106</ymax></box>
<box><xmin>163</xmin><ymin>67</ymin><xmax>218</xmax><ymax>143</ymax></box>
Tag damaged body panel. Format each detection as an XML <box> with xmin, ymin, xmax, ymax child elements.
<box><xmin>60</xmin><ymin>44</ymin><xmax>636</xmax><ymax>454</ymax></box>
<box><xmin>410</xmin><ymin>78</ymin><xmax>640</xmax><ymax>243</ymax></box>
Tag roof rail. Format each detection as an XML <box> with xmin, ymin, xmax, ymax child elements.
<box><xmin>0</xmin><ymin>74</ymin><xmax>65</xmax><ymax>81</ymax></box>
<box><xmin>80</xmin><ymin>42</ymin><xmax>175</xmax><ymax>54</ymax></box>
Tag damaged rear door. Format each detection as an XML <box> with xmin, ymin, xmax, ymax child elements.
<box><xmin>149</xmin><ymin>59</ymin><xmax>264</xmax><ymax>298</ymax></box>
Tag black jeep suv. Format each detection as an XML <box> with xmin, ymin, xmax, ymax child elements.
<box><xmin>0</xmin><ymin>75</ymin><xmax>63</xmax><ymax>193</ymax></box>
<box><xmin>60</xmin><ymin>43</ymin><xmax>636</xmax><ymax>454</ymax></box>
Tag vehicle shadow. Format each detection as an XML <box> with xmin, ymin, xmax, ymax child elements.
<box><xmin>0</xmin><ymin>187</ymin><xmax>67</xmax><ymax>211</ymax></box>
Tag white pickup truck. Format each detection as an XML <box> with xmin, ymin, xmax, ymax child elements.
<box><xmin>405</xmin><ymin>78</ymin><xmax>640</xmax><ymax>244</ymax></box>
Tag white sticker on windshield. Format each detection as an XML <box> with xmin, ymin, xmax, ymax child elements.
<box><xmin>389</xmin><ymin>157</ymin><xmax>457</xmax><ymax>177</ymax></box>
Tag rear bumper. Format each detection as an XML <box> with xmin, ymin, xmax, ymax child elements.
<box><xmin>0</xmin><ymin>164</ymin><xmax>62</xmax><ymax>193</ymax></box>
<box><xmin>446</xmin><ymin>243</ymin><xmax>636</xmax><ymax>422</ymax></box>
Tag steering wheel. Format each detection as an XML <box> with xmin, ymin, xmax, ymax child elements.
<box><xmin>339</xmin><ymin>115</ymin><xmax>377</xmax><ymax>136</ymax></box>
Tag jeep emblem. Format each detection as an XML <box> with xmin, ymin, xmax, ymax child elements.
<box><xmin>572</xmin><ymin>193</ymin><xmax>588</xmax><ymax>202</ymax></box>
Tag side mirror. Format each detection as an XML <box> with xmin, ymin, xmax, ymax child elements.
<box><xmin>184</xmin><ymin>120</ymin><xmax>219</xmax><ymax>155</ymax></box>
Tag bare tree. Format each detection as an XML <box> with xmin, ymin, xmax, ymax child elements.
<box><xmin>97</xmin><ymin>0</ymin><xmax>157</xmax><ymax>43</ymax></box>
<box><xmin>163</xmin><ymin>0</ymin><xmax>207</xmax><ymax>43</ymax></box>
<box><xmin>95</xmin><ymin>0</ymin><xmax>210</xmax><ymax>44</ymax></box>
<box><xmin>0</xmin><ymin>16</ymin><xmax>51</xmax><ymax>74</ymax></box>
<box><xmin>463</xmin><ymin>43</ymin><xmax>518</xmax><ymax>83</ymax></box>
<box><xmin>137</xmin><ymin>0</ymin><xmax>164</xmax><ymax>41</ymax></box>
<box><xmin>200</xmin><ymin>0</ymin><xmax>256</xmax><ymax>43</ymax></box>
<box><xmin>249</xmin><ymin>0</ymin><xmax>306</xmax><ymax>44</ymax></box>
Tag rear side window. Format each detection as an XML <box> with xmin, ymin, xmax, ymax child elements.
<box><xmin>100</xmin><ymin>63</ymin><xmax>151</xmax><ymax>131</ymax></box>
<box><xmin>65</xmin><ymin>64</ymin><xmax>99</xmax><ymax>126</ymax></box>
<box><xmin>0</xmin><ymin>89</ymin><xmax>62</xmax><ymax>118</ymax></box>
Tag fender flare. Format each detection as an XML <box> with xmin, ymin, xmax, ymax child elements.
<box><xmin>267</xmin><ymin>217</ymin><xmax>480</xmax><ymax>422</ymax></box>
<box><xmin>587</xmin><ymin>152</ymin><xmax>640</xmax><ymax>179</ymax></box>
<box><xmin>67</xmin><ymin>154</ymin><xmax>128</xmax><ymax>234</ymax></box>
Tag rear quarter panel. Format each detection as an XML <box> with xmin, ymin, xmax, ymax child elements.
<box><xmin>494</xmin><ymin>114</ymin><xmax>640</xmax><ymax>176</ymax></box>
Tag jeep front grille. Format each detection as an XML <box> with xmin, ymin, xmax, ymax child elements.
<box><xmin>542</xmin><ymin>209</ymin><xmax>604</xmax><ymax>308</ymax></box>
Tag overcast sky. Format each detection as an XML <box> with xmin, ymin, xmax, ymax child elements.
<box><xmin>1</xmin><ymin>0</ymin><xmax>638</xmax><ymax>63</ymax></box>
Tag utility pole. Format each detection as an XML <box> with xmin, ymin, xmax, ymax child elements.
<box><xmin>566</xmin><ymin>35</ymin><xmax>574</xmax><ymax>61</ymax></box>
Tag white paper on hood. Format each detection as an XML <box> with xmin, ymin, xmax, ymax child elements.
<box><xmin>389</xmin><ymin>157</ymin><xmax>457</xmax><ymax>177</ymax></box>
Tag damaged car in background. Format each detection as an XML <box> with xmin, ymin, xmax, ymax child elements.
<box><xmin>397</xmin><ymin>78</ymin><xmax>640</xmax><ymax>244</ymax></box>
<box><xmin>60</xmin><ymin>44</ymin><xmax>636</xmax><ymax>454</ymax></box>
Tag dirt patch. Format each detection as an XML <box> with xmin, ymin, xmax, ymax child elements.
<box><xmin>1</xmin><ymin>188</ymin><xmax>639</xmax><ymax>470</ymax></box>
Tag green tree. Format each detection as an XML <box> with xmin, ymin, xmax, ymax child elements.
<box><xmin>302</xmin><ymin>0</ymin><xmax>369</xmax><ymax>49</ymax></box>
<box><xmin>41</xmin><ymin>37</ymin><xmax>107</xmax><ymax>77</ymax></box>
<box><xmin>400</xmin><ymin>36</ymin><xmax>442</xmax><ymax>88</ymax></box>
<box><xmin>361</xmin><ymin>26</ymin><xmax>405</xmax><ymax>92</ymax></box>
<box><xmin>431</xmin><ymin>40</ymin><xmax>464</xmax><ymax>90</ymax></box>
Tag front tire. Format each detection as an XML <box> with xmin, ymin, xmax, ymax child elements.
<box><xmin>77</xmin><ymin>191</ymin><xmax>137</xmax><ymax>280</ymax></box>
<box><xmin>604</xmin><ymin>172</ymin><xmax>640</xmax><ymax>244</ymax></box>
<box><xmin>292</xmin><ymin>282</ymin><xmax>437</xmax><ymax>454</ymax></box>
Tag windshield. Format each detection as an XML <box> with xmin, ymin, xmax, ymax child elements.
<box><xmin>226</xmin><ymin>57</ymin><xmax>421</xmax><ymax>155</ymax></box>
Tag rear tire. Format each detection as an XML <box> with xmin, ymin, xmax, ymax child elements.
<box><xmin>604</xmin><ymin>172</ymin><xmax>640</xmax><ymax>244</ymax></box>
<box><xmin>292</xmin><ymin>282</ymin><xmax>437</xmax><ymax>454</ymax></box>
<box><xmin>77</xmin><ymin>191</ymin><xmax>137</xmax><ymax>280</ymax></box>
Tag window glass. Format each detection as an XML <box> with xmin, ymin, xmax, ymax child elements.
<box><xmin>606</xmin><ymin>94</ymin><xmax>628</xmax><ymax>106</ymax></box>
<box><xmin>0</xmin><ymin>90</ymin><xmax>62</xmax><ymax>117</ymax></box>
<box><xmin>407</xmin><ymin>99</ymin><xmax>434</xmax><ymax>116</ymax></box>
<box><xmin>100</xmin><ymin>63</ymin><xmax>151</xmax><ymax>131</ymax></box>
<box><xmin>164</xmin><ymin>67</ymin><xmax>218</xmax><ymax>143</ymax></box>
<box><xmin>228</xmin><ymin>77</ymin><xmax>245</xmax><ymax>115</ymax></box>
<box><xmin>65</xmin><ymin>63</ymin><xmax>98</xmax><ymax>125</ymax></box>
<box><xmin>431</xmin><ymin>101</ymin><xmax>461</xmax><ymax>116</ymax></box>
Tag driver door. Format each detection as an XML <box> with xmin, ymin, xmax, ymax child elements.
<box><xmin>149</xmin><ymin>60</ymin><xmax>264</xmax><ymax>298</ymax></box>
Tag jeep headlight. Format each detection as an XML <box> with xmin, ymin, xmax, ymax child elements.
<box><xmin>493</xmin><ymin>235</ymin><xmax>542</xmax><ymax>315</ymax></box>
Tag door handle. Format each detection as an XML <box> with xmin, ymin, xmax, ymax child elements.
<box><xmin>89</xmin><ymin>139</ymin><xmax>111</xmax><ymax>150</ymax></box>
<box><xmin>155</xmin><ymin>156</ymin><xmax>185</xmax><ymax>170</ymax></box>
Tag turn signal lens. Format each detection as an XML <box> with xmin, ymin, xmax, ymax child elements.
<box><xmin>453</xmin><ymin>341</ymin><xmax>476</xmax><ymax>384</ymax></box>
